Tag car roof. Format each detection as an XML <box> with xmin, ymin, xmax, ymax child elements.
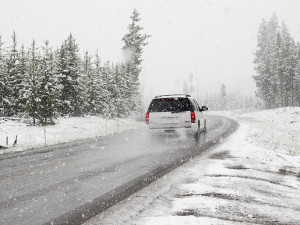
<box><xmin>154</xmin><ymin>94</ymin><xmax>191</xmax><ymax>99</ymax></box>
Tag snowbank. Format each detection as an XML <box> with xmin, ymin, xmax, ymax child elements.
<box><xmin>0</xmin><ymin>116</ymin><xmax>144</xmax><ymax>154</ymax></box>
<box><xmin>208</xmin><ymin>107</ymin><xmax>300</xmax><ymax>156</ymax></box>
<box><xmin>240</xmin><ymin>107</ymin><xmax>300</xmax><ymax>124</ymax></box>
<box><xmin>85</xmin><ymin>107</ymin><xmax>300</xmax><ymax>225</ymax></box>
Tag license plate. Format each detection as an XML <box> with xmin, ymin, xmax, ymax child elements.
<box><xmin>162</xmin><ymin>117</ymin><xmax>177</xmax><ymax>123</ymax></box>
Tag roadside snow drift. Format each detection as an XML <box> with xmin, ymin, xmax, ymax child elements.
<box><xmin>0</xmin><ymin>116</ymin><xmax>144</xmax><ymax>154</ymax></box>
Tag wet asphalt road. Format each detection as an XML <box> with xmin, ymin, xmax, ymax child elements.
<box><xmin>0</xmin><ymin>116</ymin><xmax>237</xmax><ymax>225</ymax></box>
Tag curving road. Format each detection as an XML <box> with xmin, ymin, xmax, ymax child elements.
<box><xmin>0</xmin><ymin>116</ymin><xmax>237</xmax><ymax>225</ymax></box>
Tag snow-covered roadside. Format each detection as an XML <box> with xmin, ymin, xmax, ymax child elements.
<box><xmin>0</xmin><ymin>116</ymin><xmax>144</xmax><ymax>155</ymax></box>
<box><xmin>209</xmin><ymin>107</ymin><xmax>300</xmax><ymax>156</ymax></box>
<box><xmin>85</xmin><ymin>107</ymin><xmax>300</xmax><ymax>225</ymax></box>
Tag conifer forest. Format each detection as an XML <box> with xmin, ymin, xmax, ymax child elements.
<box><xmin>254</xmin><ymin>14</ymin><xmax>300</xmax><ymax>108</ymax></box>
<box><xmin>1</xmin><ymin>12</ymin><xmax>299</xmax><ymax>126</ymax></box>
<box><xmin>0</xmin><ymin>9</ymin><xmax>150</xmax><ymax>125</ymax></box>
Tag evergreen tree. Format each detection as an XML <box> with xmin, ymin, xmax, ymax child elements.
<box><xmin>0</xmin><ymin>35</ymin><xmax>7</xmax><ymax>116</ymax></box>
<box><xmin>253</xmin><ymin>19</ymin><xmax>268</xmax><ymax>108</ymax></box>
<box><xmin>254</xmin><ymin>14</ymin><xmax>299</xmax><ymax>108</ymax></box>
<box><xmin>103</xmin><ymin>61</ymin><xmax>117</xmax><ymax>118</ymax></box>
<box><xmin>38</xmin><ymin>41</ymin><xmax>60</xmax><ymax>124</ymax></box>
<box><xmin>82</xmin><ymin>51</ymin><xmax>99</xmax><ymax>115</ymax></box>
<box><xmin>56</xmin><ymin>44</ymin><xmax>67</xmax><ymax>115</ymax></box>
<box><xmin>254</xmin><ymin>14</ymin><xmax>279</xmax><ymax>108</ymax></box>
<box><xmin>280</xmin><ymin>23</ymin><xmax>297</xmax><ymax>106</ymax></box>
<box><xmin>5</xmin><ymin>31</ymin><xmax>19</xmax><ymax>116</ymax></box>
<box><xmin>26</xmin><ymin>40</ymin><xmax>40</xmax><ymax>125</ymax></box>
<box><xmin>122</xmin><ymin>9</ymin><xmax>150</xmax><ymax>112</ymax></box>
<box><xmin>94</xmin><ymin>51</ymin><xmax>109</xmax><ymax>115</ymax></box>
<box><xmin>98</xmin><ymin>61</ymin><xmax>110</xmax><ymax>118</ymax></box>
<box><xmin>58</xmin><ymin>34</ymin><xmax>84</xmax><ymax>116</ymax></box>
<box><xmin>17</xmin><ymin>44</ymin><xmax>30</xmax><ymax>115</ymax></box>
<box><xmin>267</xmin><ymin>14</ymin><xmax>280</xmax><ymax>108</ymax></box>
<box><xmin>274</xmin><ymin>31</ymin><xmax>283</xmax><ymax>107</ymax></box>
<box><xmin>295</xmin><ymin>43</ymin><xmax>300</xmax><ymax>106</ymax></box>
<box><xmin>113</xmin><ymin>63</ymin><xmax>126</xmax><ymax>117</ymax></box>
<box><xmin>119</xmin><ymin>63</ymin><xmax>131</xmax><ymax>116</ymax></box>
<box><xmin>0</xmin><ymin>10</ymin><xmax>151</xmax><ymax>122</ymax></box>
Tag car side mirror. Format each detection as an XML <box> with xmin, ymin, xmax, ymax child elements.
<box><xmin>201</xmin><ymin>106</ymin><xmax>208</xmax><ymax>111</ymax></box>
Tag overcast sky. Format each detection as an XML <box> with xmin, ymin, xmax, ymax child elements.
<box><xmin>1</xmin><ymin>0</ymin><xmax>300</xmax><ymax>103</ymax></box>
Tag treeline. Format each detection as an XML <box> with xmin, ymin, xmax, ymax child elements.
<box><xmin>0</xmin><ymin>9</ymin><xmax>150</xmax><ymax>125</ymax></box>
<box><xmin>254</xmin><ymin>13</ymin><xmax>300</xmax><ymax>108</ymax></box>
<box><xmin>197</xmin><ymin>84</ymin><xmax>259</xmax><ymax>111</ymax></box>
<box><xmin>183</xmin><ymin>76</ymin><xmax>259</xmax><ymax>111</ymax></box>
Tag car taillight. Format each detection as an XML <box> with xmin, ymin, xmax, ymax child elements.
<box><xmin>191</xmin><ymin>111</ymin><xmax>195</xmax><ymax>123</ymax></box>
<box><xmin>145</xmin><ymin>112</ymin><xmax>149</xmax><ymax>124</ymax></box>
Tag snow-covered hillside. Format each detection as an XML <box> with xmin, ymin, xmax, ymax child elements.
<box><xmin>239</xmin><ymin>107</ymin><xmax>300</xmax><ymax>156</ymax></box>
<box><xmin>0</xmin><ymin>116</ymin><xmax>144</xmax><ymax>154</ymax></box>
<box><xmin>85</xmin><ymin>107</ymin><xmax>300</xmax><ymax>225</ymax></box>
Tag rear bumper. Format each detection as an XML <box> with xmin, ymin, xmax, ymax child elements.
<box><xmin>149</xmin><ymin>123</ymin><xmax>197</xmax><ymax>130</ymax></box>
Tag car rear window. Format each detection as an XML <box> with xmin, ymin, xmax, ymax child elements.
<box><xmin>148</xmin><ymin>98</ymin><xmax>193</xmax><ymax>112</ymax></box>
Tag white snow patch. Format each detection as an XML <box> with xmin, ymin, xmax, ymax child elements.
<box><xmin>207</xmin><ymin>107</ymin><xmax>300</xmax><ymax>156</ymax></box>
<box><xmin>0</xmin><ymin>116</ymin><xmax>144</xmax><ymax>154</ymax></box>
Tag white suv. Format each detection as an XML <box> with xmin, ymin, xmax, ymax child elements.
<box><xmin>145</xmin><ymin>94</ymin><xmax>208</xmax><ymax>134</ymax></box>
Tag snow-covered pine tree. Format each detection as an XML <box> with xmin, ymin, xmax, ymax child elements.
<box><xmin>295</xmin><ymin>43</ymin><xmax>300</xmax><ymax>106</ymax></box>
<box><xmin>113</xmin><ymin>63</ymin><xmax>126</xmax><ymax>117</ymax></box>
<box><xmin>253</xmin><ymin>15</ymin><xmax>280</xmax><ymax>109</ymax></box>
<box><xmin>12</xmin><ymin>41</ymin><xmax>26</xmax><ymax>116</ymax></box>
<box><xmin>38</xmin><ymin>41</ymin><xmax>60</xmax><ymax>125</ymax></box>
<box><xmin>274</xmin><ymin>31</ymin><xmax>284</xmax><ymax>107</ymax></box>
<box><xmin>280</xmin><ymin>23</ymin><xmax>297</xmax><ymax>106</ymax></box>
<box><xmin>5</xmin><ymin>31</ymin><xmax>19</xmax><ymax>116</ymax></box>
<box><xmin>16</xmin><ymin>44</ymin><xmax>30</xmax><ymax>115</ymax></box>
<box><xmin>26</xmin><ymin>40</ymin><xmax>40</xmax><ymax>125</ymax></box>
<box><xmin>266</xmin><ymin>14</ymin><xmax>280</xmax><ymax>108</ymax></box>
<box><xmin>56</xmin><ymin>43</ymin><xmax>67</xmax><ymax>115</ymax></box>
<box><xmin>290</xmin><ymin>39</ymin><xmax>298</xmax><ymax>106</ymax></box>
<box><xmin>94</xmin><ymin>51</ymin><xmax>109</xmax><ymax>115</ymax></box>
<box><xmin>254</xmin><ymin>19</ymin><xmax>269</xmax><ymax>108</ymax></box>
<box><xmin>122</xmin><ymin>9</ymin><xmax>150</xmax><ymax>113</ymax></box>
<box><xmin>254</xmin><ymin>14</ymin><xmax>300</xmax><ymax>108</ymax></box>
<box><xmin>101</xmin><ymin>61</ymin><xmax>114</xmax><ymax>118</ymax></box>
<box><xmin>119</xmin><ymin>63</ymin><xmax>131</xmax><ymax>116</ymax></box>
<box><xmin>58</xmin><ymin>34</ymin><xmax>84</xmax><ymax>116</ymax></box>
<box><xmin>106</xmin><ymin>62</ymin><xmax>118</xmax><ymax>118</ymax></box>
<box><xmin>0</xmin><ymin>35</ymin><xmax>7</xmax><ymax>116</ymax></box>
<box><xmin>82</xmin><ymin>51</ymin><xmax>99</xmax><ymax>115</ymax></box>
<box><xmin>109</xmin><ymin>63</ymin><xmax>119</xmax><ymax>118</ymax></box>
